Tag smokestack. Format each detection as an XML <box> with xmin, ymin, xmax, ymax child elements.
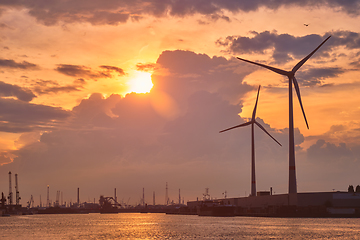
<box><xmin>165</xmin><ymin>182</ymin><xmax>169</xmax><ymax>205</ymax></box>
<box><xmin>47</xmin><ymin>185</ymin><xmax>50</xmax><ymax>207</ymax></box>
<box><xmin>114</xmin><ymin>188</ymin><xmax>117</xmax><ymax>203</ymax></box>
<box><xmin>270</xmin><ymin>187</ymin><xmax>273</xmax><ymax>195</ymax></box>
<box><xmin>15</xmin><ymin>173</ymin><xmax>20</xmax><ymax>205</ymax></box>
<box><xmin>179</xmin><ymin>189</ymin><xmax>181</xmax><ymax>205</ymax></box>
<box><xmin>142</xmin><ymin>188</ymin><xmax>145</xmax><ymax>207</ymax></box>
<box><xmin>153</xmin><ymin>191</ymin><xmax>155</xmax><ymax>206</ymax></box>
<box><xmin>77</xmin><ymin>188</ymin><xmax>80</xmax><ymax>205</ymax></box>
<box><xmin>8</xmin><ymin>171</ymin><xmax>12</xmax><ymax>205</ymax></box>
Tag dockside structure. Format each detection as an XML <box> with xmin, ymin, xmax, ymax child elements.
<box><xmin>187</xmin><ymin>191</ymin><xmax>360</xmax><ymax>217</ymax></box>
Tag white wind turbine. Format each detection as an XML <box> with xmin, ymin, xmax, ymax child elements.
<box><xmin>220</xmin><ymin>85</ymin><xmax>282</xmax><ymax>197</ymax></box>
<box><xmin>237</xmin><ymin>36</ymin><xmax>331</xmax><ymax>204</ymax></box>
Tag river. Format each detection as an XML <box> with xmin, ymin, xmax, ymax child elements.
<box><xmin>1</xmin><ymin>213</ymin><xmax>360</xmax><ymax>239</ymax></box>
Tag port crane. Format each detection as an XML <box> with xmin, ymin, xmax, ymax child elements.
<box><xmin>27</xmin><ymin>195</ymin><xmax>34</xmax><ymax>209</ymax></box>
<box><xmin>99</xmin><ymin>195</ymin><xmax>122</xmax><ymax>213</ymax></box>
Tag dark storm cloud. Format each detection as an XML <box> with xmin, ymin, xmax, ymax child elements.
<box><xmin>0</xmin><ymin>59</ymin><xmax>38</xmax><ymax>69</ymax></box>
<box><xmin>0</xmin><ymin>98</ymin><xmax>70</xmax><ymax>133</ymax></box>
<box><xmin>56</xmin><ymin>64</ymin><xmax>124</xmax><ymax>79</ymax></box>
<box><xmin>0</xmin><ymin>81</ymin><xmax>36</xmax><ymax>102</ymax></box>
<box><xmin>218</xmin><ymin>30</ymin><xmax>360</xmax><ymax>63</ymax></box>
<box><xmin>1</xmin><ymin>0</ymin><xmax>359</xmax><ymax>26</ymax></box>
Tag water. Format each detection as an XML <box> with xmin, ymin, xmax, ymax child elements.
<box><xmin>1</xmin><ymin>213</ymin><xmax>360</xmax><ymax>239</ymax></box>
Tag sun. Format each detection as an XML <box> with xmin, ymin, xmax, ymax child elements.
<box><xmin>128</xmin><ymin>71</ymin><xmax>154</xmax><ymax>94</ymax></box>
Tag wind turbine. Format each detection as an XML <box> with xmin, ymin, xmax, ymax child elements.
<box><xmin>220</xmin><ymin>85</ymin><xmax>282</xmax><ymax>197</ymax></box>
<box><xmin>237</xmin><ymin>36</ymin><xmax>331</xmax><ymax>204</ymax></box>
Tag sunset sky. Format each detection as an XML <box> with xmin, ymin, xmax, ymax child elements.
<box><xmin>0</xmin><ymin>1</ymin><xmax>360</xmax><ymax>206</ymax></box>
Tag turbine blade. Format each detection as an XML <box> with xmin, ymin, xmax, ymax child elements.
<box><xmin>255</xmin><ymin>121</ymin><xmax>282</xmax><ymax>146</ymax></box>
<box><xmin>219</xmin><ymin>121</ymin><xmax>252</xmax><ymax>133</ymax></box>
<box><xmin>292</xmin><ymin>36</ymin><xmax>331</xmax><ymax>73</ymax></box>
<box><xmin>293</xmin><ymin>77</ymin><xmax>309</xmax><ymax>129</ymax></box>
<box><xmin>237</xmin><ymin>57</ymin><xmax>289</xmax><ymax>76</ymax></box>
<box><xmin>252</xmin><ymin>85</ymin><xmax>261</xmax><ymax>120</ymax></box>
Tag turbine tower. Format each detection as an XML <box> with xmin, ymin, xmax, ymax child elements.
<box><xmin>220</xmin><ymin>85</ymin><xmax>281</xmax><ymax>197</ymax></box>
<box><xmin>237</xmin><ymin>36</ymin><xmax>331</xmax><ymax>204</ymax></box>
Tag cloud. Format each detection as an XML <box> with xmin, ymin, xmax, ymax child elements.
<box><xmin>31</xmin><ymin>79</ymin><xmax>86</xmax><ymax>95</ymax></box>
<box><xmin>0</xmin><ymin>59</ymin><xmax>38</xmax><ymax>69</ymax></box>
<box><xmin>87</xmin><ymin>10</ymin><xmax>130</xmax><ymax>25</ymax></box>
<box><xmin>56</xmin><ymin>64</ymin><xmax>108</xmax><ymax>78</ymax></box>
<box><xmin>217</xmin><ymin>31</ymin><xmax>360</xmax><ymax>64</ymax></box>
<box><xmin>307</xmin><ymin>139</ymin><xmax>354</xmax><ymax>162</ymax></box>
<box><xmin>0</xmin><ymin>152</ymin><xmax>16</xmax><ymax>166</ymax></box>
<box><xmin>1</xmin><ymin>1</ymin><xmax>359</xmax><ymax>26</ymax></box>
<box><xmin>153</xmin><ymin>50</ymin><xmax>255</xmax><ymax>107</ymax></box>
<box><xmin>0</xmin><ymin>23</ymin><xmax>10</xmax><ymax>29</ymax></box>
<box><xmin>0</xmin><ymin>81</ymin><xmax>36</xmax><ymax>102</ymax></box>
<box><xmin>296</xmin><ymin>67</ymin><xmax>345</xmax><ymax>86</ymax></box>
<box><xmin>136</xmin><ymin>63</ymin><xmax>156</xmax><ymax>72</ymax></box>
<box><xmin>327</xmin><ymin>30</ymin><xmax>360</xmax><ymax>50</ymax></box>
<box><xmin>0</xmin><ymin>98</ymin><xmax>71</xmax><ymax>133</ymax></box>
<box><xmin>55</xmin><ymin>64</ymin><xmax>124</xmax><ymax>80</ymax></box>
<box><xmin>307</xmin><ymin>123</ymin><xmax>360</xmax><ymax>149</ymax></box>
<box><xmin>99</xmin><ymin>65</ymin><xmax>125</xmax><ymax>75</ymax></box>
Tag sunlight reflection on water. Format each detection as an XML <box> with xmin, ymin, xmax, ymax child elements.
<box><xmin>1</xmin><ymin>213</ymin><xmax>360</xmax><ymax>239</ymax></box>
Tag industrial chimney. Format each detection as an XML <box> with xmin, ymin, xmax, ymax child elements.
<box><xmin>8</xmin><ymin>171</ymin><xmax>12</xmax><ymax>205</ymax></box>
<box><xmin>47</xmin><ymin>185</ymin><xmax>50</xmax><ymax>207</ymax></box>
<box><xmin>77</xmin><ymin>188</ymin><xmax>80</xmax><ymax>206</ymax></box>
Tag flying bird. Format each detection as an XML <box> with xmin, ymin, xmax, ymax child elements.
<box><xmin>304</xmin><ymin>24</ymin><xmax>309</xmax><ymax>26</ymax></box>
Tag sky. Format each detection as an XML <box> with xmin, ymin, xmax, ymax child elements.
<box><xmin>0</xmin><ymin>1</ymin><xmax>360</xmax><ymax>206</ymax></box>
